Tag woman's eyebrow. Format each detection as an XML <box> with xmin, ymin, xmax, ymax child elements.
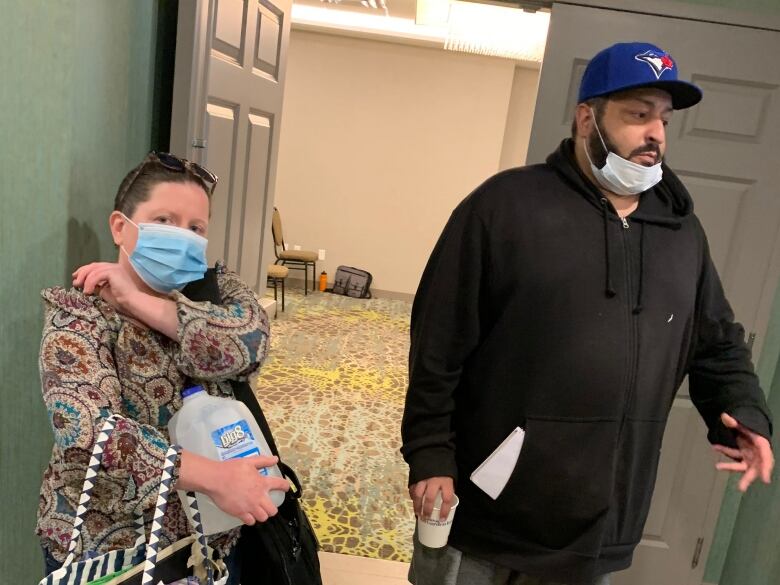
<box><xmin>145</xmin><ymin>208</ymin><xmax>176</xmax><ymax>216</ymax></box>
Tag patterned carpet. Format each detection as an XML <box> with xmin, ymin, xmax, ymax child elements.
<box><xmin>252</xmin><ymin>288</ymin><xmax>415</xmax><ymax>562</ymax></box>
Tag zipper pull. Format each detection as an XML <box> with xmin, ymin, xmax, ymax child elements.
<box><xmin>621</xmin><ymin>217</ymin><xmax>630</xmax><ymax>229</ymax></box>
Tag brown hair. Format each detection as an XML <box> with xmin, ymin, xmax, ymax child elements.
<box><xmin>113</xmin><ymin>161</ymin><xmax>211</xmax><ymax>217</ymax></box>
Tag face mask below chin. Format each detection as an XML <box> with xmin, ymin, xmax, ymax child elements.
<box><xmin>584</xmin><ymin>109</ymin><xmax>663</xmax><ymax>196</ymax></box>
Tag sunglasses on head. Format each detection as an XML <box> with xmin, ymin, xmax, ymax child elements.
<box><xmin>117</xmin><ymin>151</ymin><xmax>219</xmax><ymax>204</ymax></box>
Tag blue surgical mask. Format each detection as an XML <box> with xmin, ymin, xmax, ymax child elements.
<box><xmin>121</xmin><ymin>215</ymin><xmax>208</xmax><ymax>293</ymax></box>
<box><xmin>585</xmin><ymin>108</ymin><xmax>663</xmax><ymax>196</ymax></box>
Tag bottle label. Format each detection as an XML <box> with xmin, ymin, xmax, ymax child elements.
<box><xmin>211</xmin><ymin>419</ymin><xmax>268</xmax><ymax>475</ymax></box>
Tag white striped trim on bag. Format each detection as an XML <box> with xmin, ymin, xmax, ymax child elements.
<box><xmin>43</xmin><ymin>416</ymin><xmax>222</xmax><ymax>585</ymax></box>
<box><xmin>62</xmin><ymin>416</ymin><xmax>146</xmax><ymax>567</ymax></box>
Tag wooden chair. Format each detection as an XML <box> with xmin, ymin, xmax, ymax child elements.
<box><xmin>271</xmin><ymin>207</ymin><xmax>317</xmax><ymax>295</ymax></box>
<box><xmin>267</xmin><ymin>264</ymin><xmax>289</xmax><ymax>318</ymax></box>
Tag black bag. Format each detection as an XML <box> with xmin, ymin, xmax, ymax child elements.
<box><xmin>331</xmin><ymin>265</ymin><xmax>373</xmax><ymax>298</ymax></box>
<box><xmin>231</xmin><ymin>381</ymin><xmax>322</xmax><ymax>585</ymax></box>
<box><xmin>182</xmin><ymin>270</ymin><xmax>323</xmax><ymax>585</ymax></box>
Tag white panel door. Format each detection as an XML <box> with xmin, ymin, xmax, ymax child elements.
<box><xmin>171</xmin><ymin>0</ymin><xmax>292</xmax><ymax>291</ymax></box>
<box><xmin>527</xmin><ymin>4</ymin><xmax>780</xmax><ymax>585</ymax></box>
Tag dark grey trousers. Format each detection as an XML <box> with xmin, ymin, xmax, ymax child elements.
<box><xmin>409</xmin><ymin>532</ymin><xmax>611</xmax><ymax>585</ymax></box>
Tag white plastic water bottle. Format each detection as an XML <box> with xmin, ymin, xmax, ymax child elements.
<box><xmin>168</xmin><ymin>386</ymin><xmax>286</xmax><ymax>535</ymax></box>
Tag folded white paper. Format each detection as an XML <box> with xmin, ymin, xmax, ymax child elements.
<box><xmin>469</xmin><ymin>426</ymin><xmax>526</xmax><ymax>500</ymax></box>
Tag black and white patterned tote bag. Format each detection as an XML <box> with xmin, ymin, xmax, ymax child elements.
<box><xmin>39</xmin><ymin>415</ymin><xmax>228</xmax><ymax>585</ymax></box>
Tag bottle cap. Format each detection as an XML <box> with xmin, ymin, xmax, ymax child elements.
<box><xmin>181</xmin><ymin>386</ymin><xmax>204</xmax><ymax>399</ymax></box>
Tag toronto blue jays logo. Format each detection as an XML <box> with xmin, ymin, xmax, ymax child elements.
<box><xmin>634</xmin><ymin>50</ymin><xmax>675</xmax><ymax>79</ymax></box>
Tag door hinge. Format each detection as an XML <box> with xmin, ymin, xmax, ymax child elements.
<box><xmin>691</xmin><ymin>537</ymin><xmax>705</xmax><ymax>569</ymax></box>
<box><xmin>747</xmin><ymin>331</ymin><xmax>757</xmax><ymax>351</ymax></box>
<box><xmin>192</xmin><ymin>138</ymin><xmax>207</xmax><ymax>149</ymax></box>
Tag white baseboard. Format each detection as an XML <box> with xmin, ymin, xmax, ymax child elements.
<box><xmin>259</xmin><ymin>297</ymin><xmax>277</xmax><ymax>317</ymax></box>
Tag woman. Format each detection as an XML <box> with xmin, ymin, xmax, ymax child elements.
<box><xmin>37</xmin><ymin>152</ymin><xmax>288</xmax><ymax>583</ymax></box>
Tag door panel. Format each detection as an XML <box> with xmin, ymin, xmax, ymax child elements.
<box><xmin>172</xmin><ymin>0</ymin><xmax>292</xmax><ymax>292</ymax></box>
<box><xmin>213</xmin><ymin>0</ymin><xmax>247</xmax><ymax>61</ymax></box>
<box><xmin>203</xmin><ymin>102</ymin><xmax>239</xmax><ymax>264</ymax></box>
<box><xmin>527</xmin><ymin>4</ymin><xmax>780</xmax><ymax>584</ymax></box>
<box><xmin>256</xmin><ymin>0</ymin><xmax>283</xmax><ymax>76</ymax></box>
<box><xmin>239</xmin><ymin>112</ymin><xmax>274</xmax><ymax>286</ymax></box>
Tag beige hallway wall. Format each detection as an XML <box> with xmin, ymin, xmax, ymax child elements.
<box><xmin>274</xmin><ymin>30</ymin><xmax>539</xmax><ymax>295</ymax></box>
<box><xmin>500</xmin><ymin>66</ymin><xmax>541</xmax><ymax>171</ymax></box>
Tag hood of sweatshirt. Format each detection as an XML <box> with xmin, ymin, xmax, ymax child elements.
<box><xmin>546</xmin><ymin>139</ymin><xmax>695</xmax><ymax>313</ymax></box>
<box><xmin>546</xmin><ymin>138</ymin><xmax>693</xmax><ymax>223</ymax></box>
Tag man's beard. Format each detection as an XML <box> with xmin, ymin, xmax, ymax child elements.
<box><xmin>588</xmin><ymin>124</ymin><xmax>662</xmax><ymax>168</ymax></box>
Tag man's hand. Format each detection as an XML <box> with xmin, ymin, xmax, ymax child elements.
<box><xmin>714</xmin><ymin>412</ymin><xmax>774</xmax><ymax>492</ymax></box>
<box><xmin>409</xmin><ymin>476</ymin><xmax>455</xmax><ymax>521</ymax></box>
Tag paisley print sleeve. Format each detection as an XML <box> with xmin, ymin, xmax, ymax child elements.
<box><xmin>39</xmin><ymin>288</ymin><xmax>179</xmax><ymax>517</ymax></box>
<box><xmin>170</xmin><ymin>265</ymin><xmax>270</xmax><ymax>381</ymax></box>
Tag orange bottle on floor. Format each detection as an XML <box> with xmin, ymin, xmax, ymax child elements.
<box><xmin>319</xmin><ymin>271</ymin><xmax>328</xmax><ymax>292</ymax></box>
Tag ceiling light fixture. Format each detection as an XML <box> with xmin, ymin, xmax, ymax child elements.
<box><xmin>292</xmin><ymin>3</ymin><xmax>448</xmax><ymax>44</ymax></box>
<box><xmin>291</xmin><ymin>1</ymin><xmax>549</xmax><ymax>63</ymax></box>
<box><xmin>445</xmin><ymin>1</ymin><xmax>549</xmax><ymax>61</ymax></box>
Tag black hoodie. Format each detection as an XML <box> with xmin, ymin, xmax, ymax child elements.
<box><xmin>401</xmin><ymin>139</ymin><xmax>772</xmax><ymax>583</ymax></box>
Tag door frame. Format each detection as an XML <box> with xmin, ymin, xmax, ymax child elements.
<box><xmin>170</xmin><ymin>0</ymin><xmax>215</xmax><ymax>164</ymax></box>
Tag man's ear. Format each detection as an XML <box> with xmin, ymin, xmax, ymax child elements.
<box><xmin>574</xmin><ymin>103</ymin><xmax>596</xmax><ymax>140</ymax></box>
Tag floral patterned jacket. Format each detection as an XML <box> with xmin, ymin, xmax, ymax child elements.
<box><xmin>37</xmin><ymin>264</ymin><xmax>270</xmax><ymax>562</ymax></box>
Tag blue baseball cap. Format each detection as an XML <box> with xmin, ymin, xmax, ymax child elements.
<box><xmin>578</xmin><ymin>42</ymin><xmax>702</xmax><ymax>110</ymax></box>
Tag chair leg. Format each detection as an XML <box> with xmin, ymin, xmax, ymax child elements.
<box><xmin>270</xmin><ymin>278</ymin><xmax>278</xmax><ymax>319</ymax></box>
<box><xmin>281</xmin><ymin>278</ymin><xmax>285</xmax><ymax>311</ymax></box>
<box><xmin>304</xmin><ymin>265</ymin><xmax>308</xmax><ymax>296</ymax></box>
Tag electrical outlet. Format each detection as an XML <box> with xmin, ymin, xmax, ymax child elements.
<box><xmin>293</xmin><ymin>244</ymin><xmax>301</xmax><ymax>250</ymax></box>
<box><xmin>318</xmin><ymin>249</ymin><xmax>326</xmax><ymax>260</ymax></box>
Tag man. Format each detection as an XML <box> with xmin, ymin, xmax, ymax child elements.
<box><xmin>401</xmin><ymin>42</ymin><xmax>774</xmax><ymax>585</ymax></box>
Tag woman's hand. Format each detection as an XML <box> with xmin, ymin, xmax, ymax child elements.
<box><xmin>73</xmin><ymin>262</ymin><xmax>141</xmax><ymax>311</ymax></box>
<box><xmin>73</xmin><ymin>262</ymin><xmax>180</xmax><ymax>339</ymax></box>
<box><xmin>207</xmin><ymin>456</ymin><xmax>290</xmax><ymax>525</ymax></box>
<box><xmin>177</xmin><ymin>450</ymin><xmax>290</xmax><ymax>525</ymax></box>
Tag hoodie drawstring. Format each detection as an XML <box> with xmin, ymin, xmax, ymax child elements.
<box><xmin>552</xmin><ymin>140</ymin><xmax>691</xmax><ymax>316</ymax></box>
<box><xmin>600</xmin><ymin>198</ymin><xmax>617</xmax><ymax>298</ymax></box>
<box><xmin>633</xmin><ymin>223</ymin><xmax>645</xmax><ymax>315</ymax></box>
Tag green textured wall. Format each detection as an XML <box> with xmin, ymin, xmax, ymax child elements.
<box><xmin>0</xmin><ymin>2</ymin><xmax>157</xmax><ymax>582</ymax></box>
<box><xmin>702</xmin><ymin>280</ymin><xmax>780</xmax><ymax>585</ymax></box>
<box><xmin>705</xmin><ymin>287</ymin><xmax>780</xmax><ymax>585</ymax></box>
<box><xmin>718</xmin><ymin>335</ymin><xmax>780</xmax><ymax>583</ymax></box>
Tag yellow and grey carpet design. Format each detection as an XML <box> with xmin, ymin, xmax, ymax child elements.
<box><xmin>253</xmin><ymin>289</ymin><xmax>415</xmax><ymax>562</ymax></box>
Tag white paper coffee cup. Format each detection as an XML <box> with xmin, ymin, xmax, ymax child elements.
<box><xmin>417</xmin><ymin>494</ymin><xmax>459</xmax><ymax>548</ymax></box>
